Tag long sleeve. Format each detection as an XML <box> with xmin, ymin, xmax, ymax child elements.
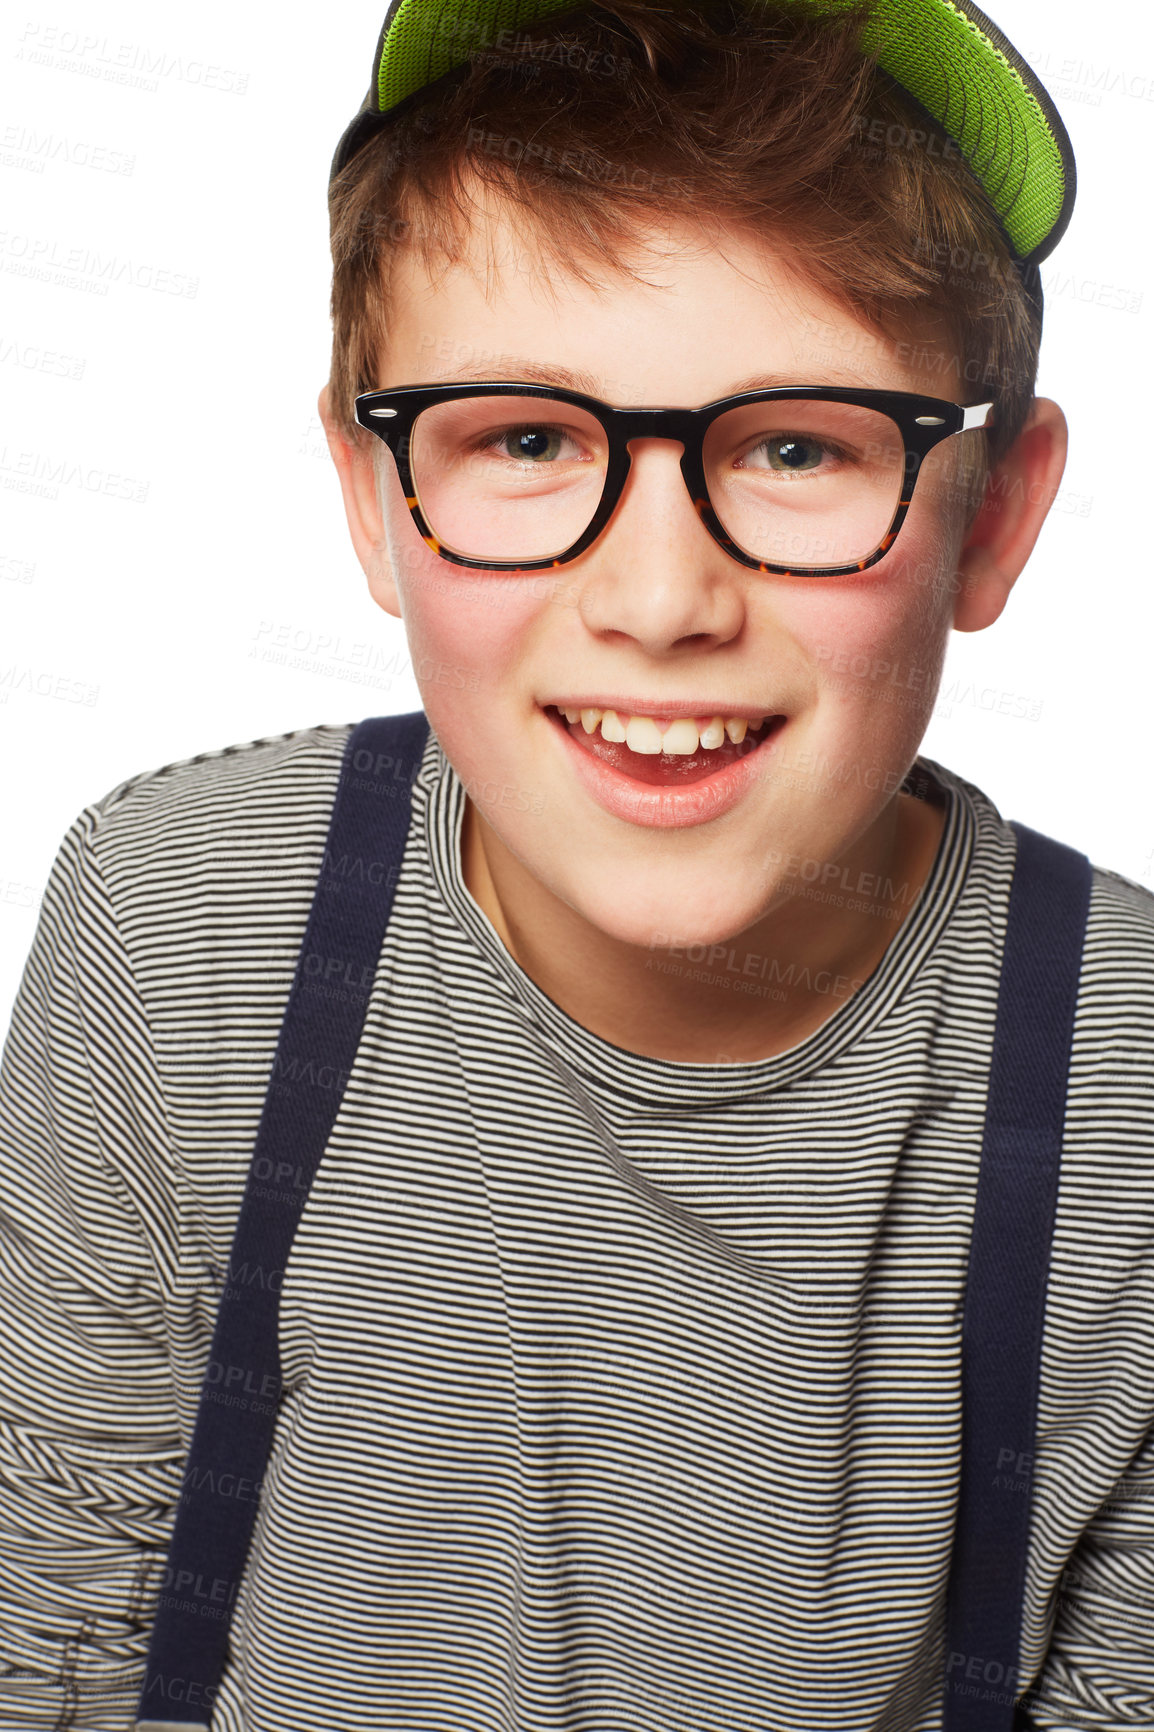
<box><xmin>0</xmin><ymin>806</ymin><xmax>183</xmax><ymax>1729</ymax></box>
<box><xmin>1028</xmin><ymin>1422</ymin><xmax>1154</xmax><ymax>1730</ymax></box>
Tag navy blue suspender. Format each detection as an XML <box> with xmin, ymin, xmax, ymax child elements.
<box><xmin>134</xmin><ymin>712</ymin><xmax>1092</xmax><ymax>1732</ymax></box>
<box><xmin>943</xmin><ymin>822</ymin><xmax>1092</xmax><ymax>1729</ymax></box>
<box><xmin>135</xmin><ymin>711</ymin><xmax>431</xmax><ymax>1732</ymax></box>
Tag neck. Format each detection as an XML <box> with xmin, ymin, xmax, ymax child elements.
<box><xmin>460</xmin><ymin>786</ymin><xmax>947</xmax><ymax>1063</ymax></box>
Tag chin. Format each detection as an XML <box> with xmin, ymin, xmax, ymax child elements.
<box><xmin>557</xmin><ymin>871</ymin><xmax>772</xmax><ymax>955</ymax></box>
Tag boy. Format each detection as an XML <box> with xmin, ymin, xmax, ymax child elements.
<box><xmin>1</xmin><ymin>1</ymin><xmax>1151</xmax><ymax>1729</ymax></box>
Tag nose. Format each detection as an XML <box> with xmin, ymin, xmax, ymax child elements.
<box><xmin>574</xmin><ymin>436</ymin><xmax>745</xmax><ymax>656</ymax></box>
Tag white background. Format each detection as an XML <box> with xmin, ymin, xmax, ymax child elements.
<box><xmin>1</xmin><ymin>0</ymin><xmax>1152</xmax><ymax>1034</ymax></box>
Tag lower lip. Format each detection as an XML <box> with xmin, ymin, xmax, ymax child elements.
<box><xmin>545</xmin><ymin>708</ymin><xmax>786</xmax><ymax>830</ymax></box>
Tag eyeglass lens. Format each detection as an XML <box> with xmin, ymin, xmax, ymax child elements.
<box><xmin>408</xmin><ymin>395</ymin><xmax>908</xmax><ymax>569</ymax></box>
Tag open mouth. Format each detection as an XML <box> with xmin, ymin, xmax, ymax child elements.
<box><xmin>543</xmin><ymin>704</ymin><xmax>786</xmax><ymax>786</ymax></box>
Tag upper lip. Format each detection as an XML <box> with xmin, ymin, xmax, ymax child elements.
<box><xmin>543</xmin><ymin>698</ymin><xmax>782</xmax><ymax>720</ymax></box>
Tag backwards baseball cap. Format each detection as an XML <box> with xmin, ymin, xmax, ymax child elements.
<box><xmin>330</xmin><ymin>0</ymin><xmax>1075</xmax><ymax>300</ymax></box>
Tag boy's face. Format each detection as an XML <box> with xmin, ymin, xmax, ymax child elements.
<box><xmin>354</xmin><ymin>195</ymin><xmax>993</xmax><ymax>950</ymax></box>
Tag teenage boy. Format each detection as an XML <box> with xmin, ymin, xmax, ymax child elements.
<box><xmin>1</xmin><ymin>1</ymin><xmax>1152</xmax><ymax>1729</ymax></box>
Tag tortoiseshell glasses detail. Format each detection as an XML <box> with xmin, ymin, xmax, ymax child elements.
<box><xmin>355</xmin><ymin>382</ymin><xmax>994</xmax><ymax>578</ymax></box>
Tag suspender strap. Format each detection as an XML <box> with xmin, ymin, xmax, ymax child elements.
<box><xmin>135</xmin><ymin>710</ymin><xmax>430</xmax><ymax>1732</ymax></box>
<box><xmin>942</xmin><ymin>820</ymin><xmax>1092</xmax><ymax>1732</ymax></box>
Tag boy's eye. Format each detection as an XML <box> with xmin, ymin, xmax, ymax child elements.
<box><xmin>743</xmin><ymin>434</ymin><xmax>837</xmax><ymax>474</ymax></box>
<box><xmin>485</xmin><ymin>424</ymin><xmax>583</xmax><ymax>463</ymax></box>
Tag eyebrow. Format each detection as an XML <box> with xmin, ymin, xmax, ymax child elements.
<box><xmin>423</xmin><ymin>358</ymin><xmax>887</xmax><ymax>400</ymax></box>
<box><xmin>429</xmin><ymin>359</ymin><xmax>605</xmax><ymax>394</ymax></box>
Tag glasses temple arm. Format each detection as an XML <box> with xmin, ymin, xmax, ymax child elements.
<box><xmin>961</xmin><ymin>401</ymin><xmax>995</xmax><ymax>432</ymax></box>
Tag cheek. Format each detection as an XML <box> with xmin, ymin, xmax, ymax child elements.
<box><xmin>400</xmin><ymin>558</ymin><xmax>549</xmax><ymax>689</ymax></box>
<box><xmin>381</xmin><ymin>478</ymin><xmax>524</xmax><ymax>683</ymax></box>
<box><xmin>783</xmin><ymin>529</ymin><xmax>954</xmax><ymax>728</ymax></box>
<box><xmin>385</xmin><ymin>514</ymin><xmax>560</xmax><ymax>783</ymax></box>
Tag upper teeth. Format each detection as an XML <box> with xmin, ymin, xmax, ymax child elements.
<box><xmin>557</xmin><ymin>706</ymin><xmax>769</xmax><ymax>754</ymax></box>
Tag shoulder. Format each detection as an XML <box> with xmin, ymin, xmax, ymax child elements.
<box><xmin>1050</xmin><ymin>863</ymin><xmax>1154</xmax><ymax>1302</ymax></box>
<box><xmin>1074</xmin><ymin>858</ymin><xmax>1154</xmax><ymax>1080</ymax></box>
<box><xmin>86</xmin><ymin>720</ymin><xmax>354</xmax><ymax>851</ymax></box>
<box><xmin>1084</xmin><ymin>858</ymin><xmax>1154</xmax><ymax>970</ymax></box>
<box><xmin>920</xmin><ymin>754</ymin><xmax>1154</xmax><ymax>1094</ymax></box>
<box><xmin>924</xmin><ymin>755</ymin><xmax>1154</xmax><ymax>995</ymax></box>
<box><xmin>33</xmin><ymin>723</ymin><xmax>350</xmax><ymax>928</ymax></box>
<box><xmin>49</xmin><ymin>722</ymin><xmax>359</xmax><ymax>976</ymax></box>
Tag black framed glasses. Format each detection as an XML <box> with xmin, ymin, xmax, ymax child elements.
<box><xmin>354</xmin><ymin>382</ymin><xmax>993</xmax><ymax>578</ymax></box>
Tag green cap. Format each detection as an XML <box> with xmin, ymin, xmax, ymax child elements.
<box><xmin>331</xmin><ymin>0</ymin><xmax>1075</xmax><ymax>268</ymax></box>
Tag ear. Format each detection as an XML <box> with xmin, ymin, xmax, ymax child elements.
<box><xmin>317</xmin><ymin>383</ymin><xmax>401</xmax><ymax>619</ymax></box>
<box><xmin>951</xmin><ymin>396</ymin><xmax>1068</xmax><ymax>633</ymax></box>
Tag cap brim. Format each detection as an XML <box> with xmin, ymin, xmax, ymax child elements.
<box><xmin>331</xmin><ymin>0</ymin><xmax>1074</xmax><ymax>263</ymax></box>
<box><xmin>861</xmin><ymin>0</ymin><xmax>1075</xmax><ymax>261</ymax></box>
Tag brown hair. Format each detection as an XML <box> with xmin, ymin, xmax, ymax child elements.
<box><xmin>327</xmin><ymin>0</ymin><xmax>1040</xmax><ymax>498</ymax></box>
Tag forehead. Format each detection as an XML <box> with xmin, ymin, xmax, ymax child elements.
<box><xmin>381</xmin><ymin>185</ymin><xmax>954</xmax><ymax>402</ymax></box>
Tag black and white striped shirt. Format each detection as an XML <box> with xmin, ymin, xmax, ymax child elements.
<box><xmin>2</xmin><ymin>718</ymin><xmax>1152</xmax><ymax>1730</ymax></box>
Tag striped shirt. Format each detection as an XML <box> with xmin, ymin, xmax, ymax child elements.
<box><xmin>1</xmin><ymin>718</ymin><xmax>1153</xmax><ymax>1731</ymax></box>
